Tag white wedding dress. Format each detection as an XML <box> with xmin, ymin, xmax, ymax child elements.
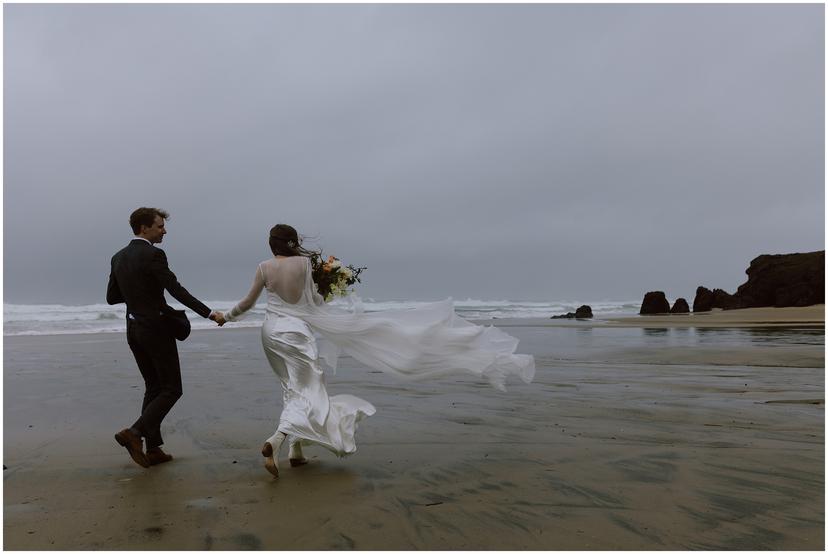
<box><xmin>225</xmin><ymin>255</ymin><xmax>534</xmax><ymax>459</ymax></box>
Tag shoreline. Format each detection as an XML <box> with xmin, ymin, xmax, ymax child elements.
<box><xmin>604</xmin><ymin>305</ymin><xmax>824</xmax><ymax>328</ymax></box>
<box><xmin>490</xmin><ymin>305</ymin><xmax>825</xmax><ymax>328</ymax></box>
<box><xmin>4</xmin><ymin>305</ymin><xmax>824</xmax><ymax>339</ymax></box>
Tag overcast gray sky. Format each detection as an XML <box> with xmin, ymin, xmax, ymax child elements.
<box><xmin>4</xmin><ymin>4</ymin><xmax>824</xmax><ymax>305</ymax></box>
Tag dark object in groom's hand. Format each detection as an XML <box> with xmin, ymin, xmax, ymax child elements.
<box><xmin>160</xmin><ymin>305</ymin><xmax>191</xmax><ymax>341</ymax></box>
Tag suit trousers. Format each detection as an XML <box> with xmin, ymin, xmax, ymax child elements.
<box><xmin>126</xmin><ymin>318</ymin><xmax>182</xmax><ymax>449</ymax></box>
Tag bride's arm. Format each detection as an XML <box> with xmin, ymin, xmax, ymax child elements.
<box><xmin>224</xmin><ymin>265</ymin><xmax>265</xmax><ymax>322</ymax></box>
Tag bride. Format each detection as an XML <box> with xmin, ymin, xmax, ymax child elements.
<box><xmin>216</xmin><ymin>224</ymin><xmax>534</xmax><ymax>478</ymax></box>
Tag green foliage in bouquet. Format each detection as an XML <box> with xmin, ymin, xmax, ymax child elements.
<box><xmin>310</xmin><ymin>253</ymin><xmax>366</xmax><ymax>301</ymax></box>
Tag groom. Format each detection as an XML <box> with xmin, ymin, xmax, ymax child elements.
<box><xmin>107</xmin><ymin>207</ymin><xmax>222</xmax><ymax>468</ymax></box>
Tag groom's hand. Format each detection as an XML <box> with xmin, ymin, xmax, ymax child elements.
<box><xmin>210</xmin><ymin>311</ymin><xmax>226</xmax><ymax>326</ymax></box>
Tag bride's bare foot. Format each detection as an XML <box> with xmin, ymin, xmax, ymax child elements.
<box><xmin>262</xmin><ymin>441</ymin><xmax>280</xmax><ymax>477</ymax></box>
<box><xmin>264</xmin><ymin>453</ymin><xmax>279</xmax><ymax>478</ymax></box>
<box><xmin>261</xmin><ymin>442</ymin><xmax>273</xmax><ymax>458</ymax></box>
<box><xmin>262</xmin><ymin>432</ymin><xmax>286</xmax><ymax>478</ymax></box>
<box><xmin>289</xmin><ymin>440</ymin><xmax>308</xmax><ymax>467</ymax></box>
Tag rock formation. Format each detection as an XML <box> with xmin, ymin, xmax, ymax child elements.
<box><xmin>640</xmin><ymin>291</ymin><xmax>670</xmax><ymax>314</ymax></box>
<box><xmin>551</xmin><ymin>305</ymin><xmax>593</xmax><ymax>319</ymax></box>
<box><xmin>670</xmin><ymin>298</ymin><xmax>690</xmax><ymax>314</ymax></box>
<box><xmin>575</xmin><ymin>305</ymin><xmax>593</xmax><ymax>318</ymax></box>
<box><xmin>734</xmin><ymin>251</ymin><xmax>824</xmax><ymax>308</ymax></box>
<box><xmin>692</xmin><ymin>287</ymin><xmax>741</xmax><ymax>312</ymax></box>
<box><xmin>693</xmin><ymin>251</ymin><xmax>824</xmax><ymax>311</ymax></box>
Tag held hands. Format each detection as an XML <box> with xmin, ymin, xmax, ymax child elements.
<box><xmin>210</xmin><ymin>311</ymin><xmax>227</xmax><ymax>327</ymax></box>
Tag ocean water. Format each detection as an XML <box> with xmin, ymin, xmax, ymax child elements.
<box><xmin>2</xmin><ymin>298</ymin><xmax>640</xmax><ymax>337</ymax></box>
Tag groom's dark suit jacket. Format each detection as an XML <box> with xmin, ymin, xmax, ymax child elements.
<box><xmin>107</xmin><ymin>239</ymin><xmax>211</xmax><ymax>320</ymax></box>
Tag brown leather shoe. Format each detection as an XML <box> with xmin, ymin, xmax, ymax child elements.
<box><xmin>146</xmin><ymin>447</ymin><xmax>173</xmax><ymax>466</ymax></box>
<box><xmin>114</xmin><ymin>428</ymin><xmax>150</xmax><ymax>468</ymax></box>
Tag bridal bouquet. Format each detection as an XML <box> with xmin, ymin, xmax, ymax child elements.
<box><xmin>310</xmin><ymin>254</ymin><xmax>366</xmax><ymax>302</ymax></box>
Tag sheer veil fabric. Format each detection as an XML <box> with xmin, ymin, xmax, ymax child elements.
<box><xmin>225</xmin><ymin>256</ymin><xmax>535</xmax><ymax>456</ymax></box>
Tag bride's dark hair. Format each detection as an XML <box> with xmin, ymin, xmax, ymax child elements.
<box><xmin>269</xmin><ymin>224</ymin><xmax>319</xmax><ymax>258</ymax></box>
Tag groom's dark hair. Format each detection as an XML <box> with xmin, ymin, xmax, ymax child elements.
<box><xmin>130</xmin><ymin>207</ymin><xmax>170</xmax><ymax>234</ymax></box>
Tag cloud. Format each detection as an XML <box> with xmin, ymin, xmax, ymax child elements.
<box><xmin>4</xmin><ymin>4</ymin><xmax>823</xmax><ymax>304</ymax></box>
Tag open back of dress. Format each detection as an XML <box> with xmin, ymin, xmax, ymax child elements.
<box><xmin>259</xmin><ymin>256</ymin><xmax>313</xmax><ymax>306</ymax></box>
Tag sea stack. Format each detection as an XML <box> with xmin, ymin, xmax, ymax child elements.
<box><xmin>693</xmin><ymin>287</ymin><xmax>740</xmax><ymax>312</ymax></box>
<box><xmin>734</xmin><ymin>251</ymin><xmax>824</xmax><ymax>308</ymax></box>
<box><xmin>574</xmin><ymin>305</ymin><xmax>593</xmax><ymax>319</ymax></box>
<box><xmin>670</xmin><ymin>298</ymin><xmax>690</xmax><ymax>313</ymax></box>
<box><xmin>551</xmin><ymin>305</ymin><xmax>593</xmax><ymax>319</ymax></box>
<box><xmin>640</xmin><ymin>291</ymin><xmax>670</xmax><ymax>314</ymax></box>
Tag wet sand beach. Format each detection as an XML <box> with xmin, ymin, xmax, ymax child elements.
<box><xmin>604</xmin><ymin>305</ymin><xmax>826</xmax><ymax>328</ymax></box>
<box><xmin>4</xmin><ymin>308</ymin><xmax>824</xmax><ymax>550</ymax></box>
<box><xmin>490</xmin><ymin>305</ymin><xmax>826</xmax><ymax>329</ymax></box>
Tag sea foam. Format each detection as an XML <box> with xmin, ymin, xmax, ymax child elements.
<box><xmin>3</xmin><ymin>299</ymin><xmax>639</xmax><ymax>336</ymax></box>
